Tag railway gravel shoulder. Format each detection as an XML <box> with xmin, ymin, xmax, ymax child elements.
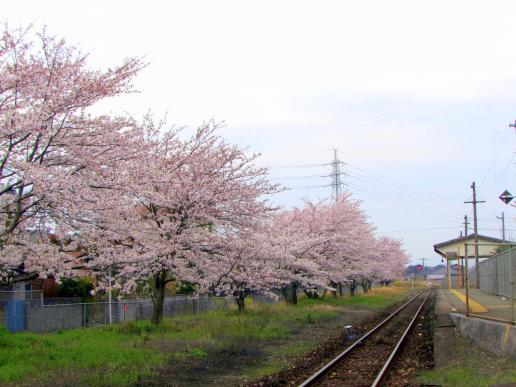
<box><xmin>244</xmin><ymin>290</ymin><xmax>422</xmax><ymax>387</ymax></box>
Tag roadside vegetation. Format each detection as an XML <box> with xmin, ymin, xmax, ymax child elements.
<box><xmin>417</xmin><ymin>332</ymin><xmax>516</xmax><ymax>387</ymax></box>
<box><xmin>0</xmin><ymin>283</ymin><xmax>414</xmax><ymax>386</ymax></box>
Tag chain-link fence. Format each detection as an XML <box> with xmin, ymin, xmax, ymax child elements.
<box><xmin>444</xmin><ymin>243</ymin><xmax>515</xmax><ymax>324</ymax></box>
<box><xmin>0</xmin><ymin>292</ymin><xmax>235</xmax><ymax>333</ymax></box>
<box><xmin>479</xmin><ymin>247</ymin><xmax>515</xmax><ymax>299</ymax></box>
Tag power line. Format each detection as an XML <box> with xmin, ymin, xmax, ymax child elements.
<box><xmin>346</xmin><ymin>163</ymin><xmax>462</xmax><ymax>205</ymax></box>
<box><xmin>345</xmin><ymin>171</ymin><xmax>478</xmax><ymax>223</ymax></box>
<box><xmin>347</xmin><ymin>162</ymin><xmax>499</xmax><ymax>215</ymax></box>
<box><xmin>264</xmin><ymin>157</ymin><xmax>508</xmax><ymax>232</ymax></box>
<box><xmin>346</xmin><ymin>172</ymin><xmax>467</xmax><ymax>219</ymax></box>
<box><xmin>378</xmin><ymin>226</ymin><xmax>459</xmax><ymax>233</ymax></box>
<box><xmin>269</xmin><ymin>172</ymin><xmax>345</xmax><ymax>181</ymax></box>
<box><xmin>345</xmin><ymin>162</ymin><xmax>500</xmax><ymax>218</ymax></box>
<box><xmin>265</xmin><ymin>163</ymin><xmax>328</xmax><ymax>169</ymax></box>
<box><xmin>347</xmin><ymin>184</ymin><xmax>459</xmax><ymax>224</ymax></box>
<box><xmin>484</xmin><ymin>152</ymin><xmax>516</xmax><ymax>195</ymax></box>
<box><xmin>270</xmin><ymin>162</ymin><xmax>462</xmax><ymax>224</ymax></box>
<box><xmin>478</xmin><ymin>130</ymin><xmax>511</xmax><ymax>189</ymax></box>
<box><xmin>269</xmin><ymin>174</ymin><xmax>326</xmax><ymax>181</ymax></box>
<box><xmin>286</xmin><ymin>184</ymin><xmax>333</xmax><ymax>190</ymax></box>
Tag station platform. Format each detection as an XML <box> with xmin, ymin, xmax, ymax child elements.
<box><xmin>434</xmin><ymin>289</ymin><xmax>516</xmax><ymax>359</ymax></box>
<box><xmin>434</xmin><ymin>290</ymin><xmax>456</xmax><ymax>368</ymax></box>
<box><xmin>444</xmin><ymin>288</ymin><xmax>514</xmax><ymax>323</ymax></box>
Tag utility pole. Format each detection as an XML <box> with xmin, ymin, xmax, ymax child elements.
<box><xmin>496</xmin><ymin>212</ymin><xmax>506</xmax><ymax>242</ymax></box>
<box><xmin>330</xmin><ymin>149</ymin><xmax>344</xmax><ymax>203</ymax></box>
<box><xmin>464</xmin><ymin>182</ymin><xmax>485</xmax><ymax>289</ymax></box>
<box><xmin>463</xmin><ymin>215</ymin><xmax>469</xmax><ymax>236</ymax></box>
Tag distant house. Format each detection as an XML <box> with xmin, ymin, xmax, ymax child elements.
<box><xmin>426</xmin><ymin>274</ymin><xmax>445</xmax><ymax>280</ymax></box>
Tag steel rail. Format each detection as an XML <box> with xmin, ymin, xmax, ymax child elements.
<box><xmin>298</xmin><ymin>289</ymin><xmax>428</xmax><ymax>387</ymax></box>
<box><xmin>371</xmin><ymin>289</ymin><xmax>432</xmax><ymax>387</ymax></box>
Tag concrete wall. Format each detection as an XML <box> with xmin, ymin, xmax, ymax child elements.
<box><xmin>26</xmin><ymin>303</ymin><xmax>83</xmax><ymax>333</ymax></box>
<box><xmin>0</xmin><ymin>296</ymin><xmax>227</xmax><ymax>333</ymax></box>
<box><xmin>450</xmin><ymin>313</ymin><xmax>516</xmax><ymax>359</ymax></box>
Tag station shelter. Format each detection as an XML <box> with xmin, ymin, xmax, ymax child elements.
<box><xmin>434</xmin><ymin>234</ymin><xmax>505</xmax><ymax>289</ymax></box>
<box><xmin>433</xmin><ymin>234</ymin><xmax>516</xmax><ymax>325</ymax></box>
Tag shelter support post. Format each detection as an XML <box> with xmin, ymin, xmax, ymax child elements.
<box><xmin>465</xmin><ymin>243</ymin><xmax>469</xmax><ymax>316</ymax></box>
<box><xmin>447</xmin><ymin>258</ymin><xmax>451</xmax><ymax>289</ymax></box>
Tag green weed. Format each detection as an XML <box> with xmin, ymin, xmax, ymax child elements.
<box><xmin>0</xmin><ymin>284</ymin><xmax>410</xmax><ymax>386</ymax></box>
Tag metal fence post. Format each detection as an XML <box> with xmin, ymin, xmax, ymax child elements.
<box><xmin>108</xmin><ymin>271</ymin><xmax>112</xmax><ymax>325</ymax></box>
<box><xmin>510</xmin><ymin>247</ymin><xmax>514</xmax><ymax>324</ymax></box>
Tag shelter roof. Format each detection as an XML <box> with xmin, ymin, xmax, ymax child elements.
<box><xmin>433</xmin><ymin>234</ymin><xmax>505</xmax><ymax>249</ymax></box>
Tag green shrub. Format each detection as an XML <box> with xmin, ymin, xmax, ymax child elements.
<box><xmin>56</xmin><ymin>278</ymin><xmax>93</xmax><ymax>301</ymax></box>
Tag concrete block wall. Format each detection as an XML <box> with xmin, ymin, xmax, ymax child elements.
<box><xmin>26</xmin><ymin>304</ymin><xmax>83</xmax><ymax>333</ymax></box>
<box><xmin>450</xmin><ymin>313</ymin><xmax>516</xmax><ymax>358</ymax></box>
<box><xmin>2</xmin><ymin>296</ymin><xmax>234</xmax><ymax>333</ymax></box>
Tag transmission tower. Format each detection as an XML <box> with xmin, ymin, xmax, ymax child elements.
<box><xmin>330</xmin><ymin>149</ymin><xmax>345</xmax><ymax>202</ymax></box>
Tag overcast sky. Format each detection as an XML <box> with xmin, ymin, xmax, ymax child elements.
<box><xmin>4</xmin><ymin>0</ymin><xmax>516</xmax><ymax>266</ymax></box>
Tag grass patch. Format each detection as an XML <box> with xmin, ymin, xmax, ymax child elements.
<box><xmin>0</xmin><ymin>283</ymin><xmax>412</xmax><ymax>386</ymax></box>
<box><xmin>417</xmin><ymin>333</ymin><xmax>516</xmax><ymax>387</ymax></box>
<box><xmin>298</xmin><ymin>283</ymin><xmax>411</xmax><ymax>309</ymax></box>
<box><xmin>0</xmin><ymin>325</ymin><xmax>165</xmax><ymax>385</ymax></box>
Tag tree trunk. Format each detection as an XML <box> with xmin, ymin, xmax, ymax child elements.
<box><xmin>282</xmin><ymin>282</ymin><xmax>299</xmax><ymax>304</ymax></box>
<box><xmin>304</xmin><ymin>289</ymin><xmax>319</xmax><ymax>298</ymax></box>
<box><xmin>290</xmin><ymin>282</ymin><xmax>298</xmax><ymax>305</ymax></box>
<box><xmin>329</xmin><ymin>281</ymin><xmax>337</xmax><ymax>298</ymax></box>
<box><xmin>281</xmin><ymin>287</ymin><xmax>289</xmax><ymax>303</ymax></box>
<box><xmin>361</xmin><ymin>280</ymin><xmax>369</xmax><ymax>293</ymax></box>
<box><xmin>235</xmin><ymin>291</ymin><xmax>246</xmax><ymax>313</ymax></box>
<box><xmin>151</xmin><ymin>272</ymin><xmax>167</xmax><ymax>325</ymax></box>
<box><xmin>349</xmin><ymin>280</ymin><xmax>357</xmax><ymax>296</ymax></box>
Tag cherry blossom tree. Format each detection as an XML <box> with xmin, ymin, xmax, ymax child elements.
<box><xmin>83</xmin><ymin>120</ymin><xmax>278</xmax><ymax>323</ymax></box>
<box><xmin>373</xmin><ymin>236</ymin><xmax>409</xmax><ymax>286</ymax></box>
<box><xmin>0</xmin><ymin>23</ymin><xmax>411</xmax><ymax>322</ymax></box>
<box><xmin>268</xmin><ymin>194</ymin><xmax>408</xmax><ymax>301</ymax></box>
<box><xmin>267</xmin><ymin>204</ymin><xmax>331</xmax><ymax>304</ymax></box>
<box><xmin>0</xmin><ymin>24</ymin><xmax>144</xmax><ymax>284</ymax></box>
<box><xmin>303</xmin><ymin>195</ymin><xmax>375</xmax><ymax>298</ymax></box>
<box><xmin>207</xmin><ymin>222</ymin><xmax>278</xmax><ymax>312</ymax></box>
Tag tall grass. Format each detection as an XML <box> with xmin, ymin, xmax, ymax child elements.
<box><xmin>0</xmin><ymin>283</ymin><xmax>410</xmax><ymax>386</ymax></box>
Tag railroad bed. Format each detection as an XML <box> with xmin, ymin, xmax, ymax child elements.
<box><xmin>299</xmin><ymin>289</ymin><xmax>432</xmax><ymax>387</ymax></box>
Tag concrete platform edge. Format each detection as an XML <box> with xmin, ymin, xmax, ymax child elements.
<box><xmin>434</xmin><ymin>290</ymin><xmax>456</xmax><ymax>368</ymax></box>
<box><xmin>450</xmin><ymin>313</ymin><xmax>516</xmax><ymax>359</ymax></box>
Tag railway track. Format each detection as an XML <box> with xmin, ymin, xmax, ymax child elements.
<box><xmin>298</xmin><ymin>289</ymin><xmax>432</xmax><ymax>387</ymax></box>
